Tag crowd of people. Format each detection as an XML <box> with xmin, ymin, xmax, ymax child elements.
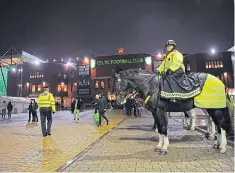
<box><xmin>1</xmin><ymin>100</ymin><xmax>13</xmax><ymax>119</ymax></box>
<box><xmin>71</xmin><ymin>93</ymin><xmax>109</xmax><ymax>127</ymax></box>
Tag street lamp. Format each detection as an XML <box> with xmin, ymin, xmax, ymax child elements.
<box><xmin>84</xmin><ymin>57</ymin><xmax>89</xmax><ymax>63</ymax></box>
<box><xmin>211</xmin><ymin>49</ymin><xmax>215</xmax><ymax>54</ymax></box>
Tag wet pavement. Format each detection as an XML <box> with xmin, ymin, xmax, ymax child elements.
<box><xmin>63</xmin><ymin>112</ymin><xmax>234</xmax><ymax>172</ymax></box>
<box><xmin>0</xmin><ymin>109</ymin><xmax>126</xmax><ymax>172</ymax></box>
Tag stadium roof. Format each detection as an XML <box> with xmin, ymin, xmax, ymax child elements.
<box><xmin>0</xmin><ymin>47</ymin><xmax>46</xmax><ymax>67</ymax></box>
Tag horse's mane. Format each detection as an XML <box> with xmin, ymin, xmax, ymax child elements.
<box><xmin>118</xmin><ymin>68</ymin><xmax>152</xmax><ymax>78</ymax></box>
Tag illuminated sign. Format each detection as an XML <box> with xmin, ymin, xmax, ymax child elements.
<box><xmin>77</xmin><ymin>64</ymin><xmax>91</xmax><ymax>95</ymax></box>
<box><xmin>96</xmin><ymin>58</ymin><xmax>144</xmax><ymax>65</ymax></box>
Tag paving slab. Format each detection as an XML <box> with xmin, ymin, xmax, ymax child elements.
<box><xmin>63</xmin><ymin>113</ymin><xmax>234</xmax><ymax>172</ymax></box>
<box><xmin>0</xmin><ymin>110</ymin><xmax>126</xmax><ymax>172</ymax></box>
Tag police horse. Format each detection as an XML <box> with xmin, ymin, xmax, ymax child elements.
<box><xmin>113</xmin><ymin>69</ymin><xmax>232</xmax><ymax>155</ymax></box>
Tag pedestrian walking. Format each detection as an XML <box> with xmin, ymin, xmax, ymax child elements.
<box><xmin>71</xmin><ymin>98</ymin><xmax>82</xmax><ymax>120</ymax></box>
<box><xmin>27</xmin><ymin>99</ymin><xmax>33</xmax><ymax>122</ymax></box>
<box><xmin>7</xmin><ymin>101</ymin><xmax>13</xmax><ymax>119</ymax></box>
<box><xmin>38</xmin><ymin>86</ymin><xmax>56</xmax><ymax>137</ymax></box>
<box><xmin>1</xmin><ymin>100</ymin><xmax>7</xmax><ymax>119</ymax></box>
<box><xmin>97</xmin><ymin>93</ymin><xmax>109</xmax><ymax>127</ymax></box>
<box><xmin>126</xmin><ymin>97</ymin><xmax>133</xmax><ymax>116</ymax></box>
<box><xmin>31</xmin><ymin>99</ymin><xmax>38</xmax><ymax>122</ymax></box>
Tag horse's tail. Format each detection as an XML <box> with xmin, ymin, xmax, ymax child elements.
<box><xmin>225</xmin><ymin>93</ymin><xmax>234</xmax><ymax>133</ymax></box>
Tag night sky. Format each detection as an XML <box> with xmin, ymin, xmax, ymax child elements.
<box><xmin>0</xmin><ymin>0</ymin><xmax>234</xmax><ymax>59</ymax></box>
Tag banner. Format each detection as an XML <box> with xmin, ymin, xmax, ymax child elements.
<box><xmin>0</xmin><ymin>67</ymin><xmax>8</xmax><ymax>96</ymax></box>
<box><xmin>77</xmin><ymin>63</ymin><xmax>91</xmax><ymax>95</ymax></box>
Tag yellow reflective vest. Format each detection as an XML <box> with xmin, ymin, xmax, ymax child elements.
<box><xmin>38</xmin><ymin>91</ymin><xmax>56</xmax><ymax>112</ymax></box>
<box><xmin>157</xmin><ymin>50</ymin><xmax>185</xmax><ymax>73</ymax></box>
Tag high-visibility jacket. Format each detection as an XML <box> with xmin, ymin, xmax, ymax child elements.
<box><xmin>157</xmin><ymin>50</ymin><xmax>185</xmax><ymax>73</ymax></box>
<box><xmin>38</xmin><ymin>91</ymin><xmax>56</xmax><ymax>112</ymax></box>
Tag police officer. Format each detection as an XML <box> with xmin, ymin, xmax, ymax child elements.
<box><xmin>38</xmin><ymin>86</ymin><xmax>56</xmax><ymax>137</ymax></box>
<box><xmin>157</xmin><ymin>40</ymin><xmax>185</xmax><ymax>75</ymax></box>
<box><xmin>157</xmin><ymin>40</ymin><xmax>201</xmax><ymax>100</ymax></box>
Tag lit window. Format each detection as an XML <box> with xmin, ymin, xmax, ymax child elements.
<box><xmin>95</xmin><ymin>80</ymin><xmax>99</xmax><ymax>89</ymax></box>
<box><xmin>220</xmin><ymin>61</ymin><xmax>223</xmax><ymax>68</ymax></box>
<box><xmin>205</xmin><ymin>61</ymin><xmax>223</xmax><ymax>69</ymax></box>
<box><xmin>211</xmin><ymin>61</ymin><xmax>214</xmax><ymax>68</ymax></box>
<box><xmin>38</xmin><ymin>85</ymin><xmax>42</xmax><ymax>92</ymax></box>
<box><xmin>58</xmin><ymin>85</ymin><xmax>61</xmax><ymax>92</ymax></box>
<box><xmin>208</xmin><ymin>62</ymin><xmax>211</xmax><ymax>68</ymax></box>
<box><xmin>63</xmin><ymin>85</ymin><xmax>67</xmax><ymax>92</ymax></box>
<box><xmin>101</xmin><ymin>80</ymin><xmax>105</xmax><ymax>89</ymax></box>
<box><xmin>186</xmin><ymin>64</ymin><xmax>190</xmax><ymax>71</ymax></box>
<box><xmin>32</xmin><ymin>85</ymin><xmax>35</xmax><ymax>93</ymax></box>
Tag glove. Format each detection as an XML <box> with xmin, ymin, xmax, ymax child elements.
<box><xmin>53</xmin><ymin>112</ymin><xmax>55</xmax><ymax>114</ymax></box>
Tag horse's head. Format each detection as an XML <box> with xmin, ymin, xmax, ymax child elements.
<box><xmin>113</xmin><ymin>68</ymin><xmax>157</xmax><ymax>99</ymax></box>
<box><xmin>112</xmin><ymin>69</ymin><xmax>129</xmax><ymax>93</ymax></box>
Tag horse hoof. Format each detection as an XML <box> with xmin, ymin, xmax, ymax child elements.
<box><xmin>220</xmin><ymin>149</ymin><xmax>226</xmax><ymax>154</ymax></box>
<box><xmin>208</xmin><ymin>135</ymin><xmax>215</xmax><ymax>141</ymax></box>
<box><xmin>159</xmin><ymin>149</ymin><xmax>168</xmax><ymax>155</ymax></box>
<box><xmin>213</xmin><ymin>144</ymin><xmax>219</xmax><ymax>149</ymax></box>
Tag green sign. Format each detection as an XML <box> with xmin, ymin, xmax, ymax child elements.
<box><xmin>0</xmin><ymin>68</ymin><xmax>8</xmax><ymax>96</ymax></box>
<box><xmin>97</xmin><ymin>58</ymin><xmax>144</xmax><ymax>65</ymax></box>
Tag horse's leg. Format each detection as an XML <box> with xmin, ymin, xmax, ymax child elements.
<box><xmin>207</xmin><ymin>109</ymin><xmax>222</xmax><ymax>149</ymax></box>
<box><xmin>182</xmin><ymin>112</ymin><xmax>189</xmax><ymax>128</ymax></box>
<box><xmin>209</xmin><ymin>117</ymin><xmax>216</xmax><ymax>140</ymax></box>
<box><xmin>155</xmin><ymin>101</ymin><xmax>169</xmax><ymax>155</ymax></box>
<box><xmin>155</xmin><ymin>113</ymin><xmax>162</xmax><ymax>150</ymax></box>
<box><xmin>152</xmin><ymin>112</ymin><xmax>157</xmax><ymax>131</ymax></box>
<box><xmin>203</xmin><ymin>109</ymin><xmax>216</xmax><ymax>140</ymax></box>
<box><xmin>215</xmin><ymin>126</ymin><xmax>221</xmax><ymax>149</ymax></box>
<box><xmin>219</xmin><ymin>107</ymin><xmax>231</xmax><ymax>154</ymax></box>
<box><xmin>188</xmin><ymin>108</ymin><xmax>196</xmax><ymax>131</ymax></box>
<box><xmin>220</xmin><ymin>127</ymin><xmax>227</xmax><ymax>153</ymax></box>
<box><xmin>160</xmin><ymin>111</ymin><xmax>169</xmax><ymax>155</ymax></box>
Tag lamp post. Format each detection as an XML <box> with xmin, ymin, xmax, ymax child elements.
<box><xmin>61</xmin><ymin>82</ymin><xmax>64</xmax><ymax>108</ymax></box>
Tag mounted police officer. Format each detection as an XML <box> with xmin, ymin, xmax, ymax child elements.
<box><xmin>38</xmin><ymin>85</ymin><xmax>56</xmax><ymax>137</ymax></box>
<box><xmin>157</xmin><ymin>40</ymin><xmax>202</xmax><ymax>100</ymax></box>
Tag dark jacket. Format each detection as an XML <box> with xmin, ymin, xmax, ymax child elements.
<box><xmin>98</xmin><ymin>97</ymin><xmax>107</xmax><ymax>113</ymax></box>
<box><xmin>71</xmin><ymin>100</ymin><xmax>82</xmax><ymax>113</ymax></box>
<box><xmin>32</xmin><ymin>102</ymin><xmax>38</xmax><ymax>111</ymax></box>
<box><xmin>126</xmin><ymin>98</ymin><xmax>133</xmax><ymax>109</ymax></box>
<box><xmin>28</xmin><ymin>104</ymin><xmax>33</xmax><ymax>111</ymax></box>
<box><xmin>7</xmin><ymin>103</ymin><xmax>13</xmax><ymax>111</ymax></box>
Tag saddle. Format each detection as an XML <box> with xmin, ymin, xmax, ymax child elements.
<box><xmin>160</xmin><ymin>70</ymin><xmax>207</xmax><ymax>100</ymax></box>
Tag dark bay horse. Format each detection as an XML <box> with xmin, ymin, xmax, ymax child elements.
<box><xmin>113</xmin><ymin>69</ymin><xmax>232</xmax><ymax>155</ymax></box>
